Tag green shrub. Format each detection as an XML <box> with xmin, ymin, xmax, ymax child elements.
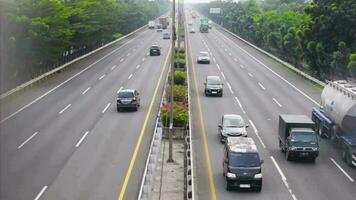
<box><xmin>112</xmin><ymin>33</ymin><xmax>124</xmax><ymax>39</ymax></box>
<box><xmin>165</xmin><ymin>85</ymin><xmax>187</xmax><ymax>101</ymax></box>
<box><xmin>174</xmin><ymin>71</ymin><xmax>186</xmax><ymax>85</ymax></box>
<box><xmin>160</xmin><ymin>102</ymin><xmax>189</xmax><ymax>127</ymax></box>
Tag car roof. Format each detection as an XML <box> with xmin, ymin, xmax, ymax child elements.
<box><xmin>151</xmin><ymin>44</ymin><xmax>160</xmax><ymax>47</ymax></box>
<box><xmin>226</xmin><ymin>137</ymin><xmax>258</xmax><ymax>153</ymax></box>
<box><xmin>118</xmin><ymin>89</ymin><xmax>135</xmax><ymax>93</ymax></box>
<box><xmin>223</xmin><ymin>114</ymin><xmax>242</xmax><ymax>119</ymax></box>
<box><xmin>199</xmin><ymin>51</ymin><xmax>208</xmax><ymax>54</ymax></box>
<box><xmin>207</xmin><ymin>76</ymin><xmax>220</xmax><ymax>80</ymax></box>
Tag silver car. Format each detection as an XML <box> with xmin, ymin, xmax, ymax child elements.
<box><xmin>197</xmin><ymin>51</ymin><xmax>210</xmax><ymax>64</ymax></box>
<box><xmin>219</xmin><ymin>114</ymin><xmax>248</xmax><ymax>143</ymax></box>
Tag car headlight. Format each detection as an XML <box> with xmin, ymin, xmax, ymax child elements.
<box><xmin>311</xmin><ymin>147</ymin><xmax>318</xmax><ymax>151</ymax></box>
<box><xmin>254</xmin><ymin>173</ymin><xmax>263</xmax><ymax>179</ymax></box>
<box><xmin>289</xmin><ymin>146</ymin><xmax>297</xmax><ymax>151</ymax></box>
<box><xmin>226</xmin><ymin>172</ymin><xmax>236</xmax><ymax>179</ymax></box>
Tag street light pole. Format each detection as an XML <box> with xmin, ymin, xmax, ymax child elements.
<box><xmin>167</xmin><ymin>0</ymin><xmax>176</xmax><ymax>163</ymax></box>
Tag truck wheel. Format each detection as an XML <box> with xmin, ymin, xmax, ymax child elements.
<box><xmin>279</xmin><ymin>140</ymin><xmax>285</xmax><ymax>152</ymax></box>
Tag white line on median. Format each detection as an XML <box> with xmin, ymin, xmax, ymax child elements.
<box><xmin>226</xmin><ymin>82</ymin><xmax>233</xmax><ymax>93</ymax></box>
<box><xmin>59</xmin><ymin>104</ymin><xmax>72</xmax><ymax>115</ymax></box>
<box><xmin>213</xmin><ymin>57</ymin><xmax>216</xmax><ymax>63</ymax></box>
<box><xmin>17</xmin><ymin>131</ymin><xmax>39</xmax><ymax>149</ymax></box>
<box><xmin>136</xmin><ymin>65</ymin><xmax>140</xmax><ymax>69</ymax></box>
<box><xmin>258</xmin><ymin>82</ymin><xmax>266</xmax><ymax>90</ymax></box>
<box><xmin>248</xmin><ymin>120</ymin><xmax>266</xmax><ymax>148</ymax></box>
<box><xmin>82</xmin><ymin>87</ymin><xmax>91</xmax><ymax>95</ymax></box>
<box><xmin>111</xmin><ymin>65</ymin><xmax>117</xmax><ymax>70</ymax></box>
<box><xmin>99</xmin><ymin>74</ymin><xmax>106</xmax><ymax>80</ymax></box>
<box><xmin>234</xmin><ymin>97</ymin><xmax>246</xmax><ymax>114</ymax></box>
<box><xmin>221</xmin><ymin>72</ymin><xmax>226</xmax><ymax>80</ymax></box>
<box><xmin>216</xmin><ymin>63</ymin><xmax>221</xmax><ymax>70</ymax></box>
<box><xmin>34</xmin><ymin>186</ymin><xmax>48</xmax><ymax>200</ymax></box>
<box><xmin>273</xmin><ymin>98</ymin><xmax>282</xmax><ymax>107</ymax></box>
<box><xmin>330</xmin><ymin>158</ymin><xmax>354</xmax><ymax>182</ymax></box>
<box><xmin>102</xmin><ymin>103</ymin><xmax>111</xmax><ymax>113</ymax></box>
<box><xmin>75</xmin><ymin>131</ymin><xmax>89</xmax><ymax>148</ymax></box>
<box><xmin>128</xmin><ymin>74</ymin><xmax>133</xmax><ymax>79</ymax></box>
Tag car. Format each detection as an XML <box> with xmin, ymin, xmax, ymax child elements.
<box><xmin>163</xmin><ymin>32</ymin><xmax>170</xmax><ymax>39</ymax></box>
<box><xmin>219</xmin><ymin>114</ymin><xmax>248</xmax><ymax>143</ymax></box>
<box><xmin>197</xmin><ymin>51</ymin><xmax>210</xmax><ymax>64</ymax></box>
<box><xmin>188</xmin><ymin>21</ymin><xmax>193</xmax><ymax>25</ymax></box>
<box><xmin>156</xmin><ymin>28</ymin><xmax>163</xmax><ymax>32</ymax></box>
<box><xmin>149</xmin><ymin>44</ymin><xmax>161</xmax><ymax>56</ymax></box>
<box><xmin>117</xmin><ymin>89</ymin><xmax>140</xmax><ymax>112</ymax></box>
<box><xmin>223</xmin><ymin>137</ymin><xmax>263</xmax><ymax>192</ymax></box>
<box><xmin>204</xmin><ymin>76</ymin><xmax>223</xmax><ymax>96</ymax></box>
<box><xmin>189</xmin><ymin>28</ymin><xmax>195</xmax><ymax>33</ymax></box>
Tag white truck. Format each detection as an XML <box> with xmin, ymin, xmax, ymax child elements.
<box><xmin>148</xmin><ymin>21</ymin><xmax>155</xmax><ymax>29</ymax></box>
<box><xmin>312</xmin><ymin>80</ymin><xmax>356</xmax><ymax>167</ymax></box>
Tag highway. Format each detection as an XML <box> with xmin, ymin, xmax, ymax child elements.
<box><xmin>186</xmin><ymin>14</ymin><xmax>356</xmax><ymax>200</ymax></box>
<box><xmin>0</xmin><ymin>26</ymin><xmax>170</xmax><ymax>200</ymax></box>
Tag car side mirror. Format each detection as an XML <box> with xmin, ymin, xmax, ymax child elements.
<box><xmin>245</xmin><ymin>124</ymin><xmax>249</xmax><ymax>128</ymax></box>
<box><xmin>260</xmin><ymin>159</ymin><xmax>264</xmax><ymax>164</ymax></box>
<box><xmin>218</xmin><ymin>124</ymin><xmax>222</xmax><ymax>128</ymax></box>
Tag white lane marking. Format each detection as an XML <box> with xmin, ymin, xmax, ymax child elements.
<box><xmin>216</xmin><ymin>31</ymin><xmax>320</xmax><ymax>106</ymax></box>
<box><xmin>59</xmin><ymin>104</ymin><xmax>72</xmax><ymax>115</ymax></box>
<box><xmin>258</xmin><ymin>82</ymin><xmax>266</xmax><ymax>90</ymax></box>
<box><xmin>224</xmin><ymin>48</ymin><xmax>227</xmax><ymax>52</ymax></box>
<box><xmin>146</xmin><ymin>53</ymin><xmax>149</xmax><ymax>56</ymax></box>
<box><xmin>248</xmin><ymin>73</ymin><xmax>254</xmax><ymax>77</ymax></box>
<box><xmin>120</xmin><ymin>58</ymin><xmax>124</xmax><ymax>62</ymax></box>
<box><xmin>117</xmin><ymin>86</ymin><xmax>123</xmax><ymax>93</ymax></box>
<box><xmin>34</xmin><ymin>186</ymin><xmax>48</xmax><ymax>200</ymax></box>
<box><xmin>210</xmin><ymin>52</ymin><xmax>213</xmax><ymax>56</ymax></box>
<box><xmin>128</xmin><ymin>74</ymin><xmax>133</xmax><ymax>80</ymax></box>
<box><xmin>111</xmin><ymin>65</ymin><xmax>117</xmax><ymax>70</ymax></box>
<box><xmin>102</xmin><ymin>103</ymin><xmax>111</xmax><ymax>113</ymax></box>
<box><xmin>228</xmin><ymin>52</ymin><xmax>232</xmax><ymax>56</ymax></box>
<box><xmin>216</xmin><ymin>63</ymin><xmax>221</xmax><ymax>70</ymax></box>
<box><xmin>136</xmin><ymin>64</ymin><xmax>140</xmax><ymax>69</ymax></box>
<box><xmin>330</xmin><ymin>158</ymin><xmax>354</xmax><ymax>182</ymax></box>
<box><xmin>234</xmin><ymin>97</ymin><xmax>246</xmax><ymax>114</ymax></box>
<box><xmin>98</xmin><ymin>74</ymin><xmax>106</xmax><ymax>80</ymax></box>
<box><xmin>17</xmin><ymin>131</ymin><xmax>39</xmax><ymax>149</ymax></box>
<box><xmin>273</xmin><ymin>98</ymin><xmax>282</xmax><ymax>107</ymax></box>
<box><xmin>142</xmin><ymin>58</ymin><xmax>145</xmax><ymax>62</ymax></box>
<box><xmin>75</xmin><ymin>131</ymin><xmax>89</xmax><ymax>148</ymax></box>
<box><xmin>213</xmin><ymin>57</ymin><xmax>216</xmax><ymax>63</ymax></box>
<box><xmin>240</xmin><ymin>64</ymin><xmax>245</xmax><ymax>69</ymax></box>
<box><xmin>127</xmin><ymin>53</ymin><xmax>131</xmax><ymax>57</ymax></box>
<box><xmin>248</xmin><ymin>120</ymin><xmax>266</xmax><ymax>148</ymax></box>
<box><xmin>226</xmin><ymin>82</ymin><xmax>233</xmax><ymax>93</ymax></box>
<box><xmin>81</xmin><ymin>87</ymin><xmax>91</xmax><ymax>95</ymax></box>
<box><xmin>234</xmin><ymin>58</ymin><xmax>238</xmax><ymax>62</ymax></box>
<box><xmin>221</xmin><ymin>72</ymin><xmax>226</xmax><ymax>80</ymax></box>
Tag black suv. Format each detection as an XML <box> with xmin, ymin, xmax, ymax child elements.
<box><xmin>223</xmin><ymin>137</ymin><xmax>263</xmax><ymax>192</ymax></box>
<box><xmin>204</xmin><ymin>76</ymin><xmax>223</xmax><ymax>96</ymax></box>
<box><xmin>149</xmin><ymin>44</ymin><xmax>161</xmax><ymax>56</ymax></box>
<box><xmin>117</xmin><ymin>89</ymin><xmax>140</xmax><ymax>111</ymax></box>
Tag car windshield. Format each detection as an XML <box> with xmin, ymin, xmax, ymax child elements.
<box><xmin>199</xmin><ymin>52</ymin><xmax>209</xmax><ymax>57</ymax></box>
<box><xmin>223</xmin><ymin>116</ymin><xmax>244</xmax><ymax>127</ymax></box>
<box><xmin>118</xmin><ymin>92</ymin><xmax>134</xmax><ymax>98</ymax></box>
<box><xmin>207</xmin><ymin>77</ymin><xmax>221</xmax><ymax>85</ymax></box>
<box><xmin>151</xmin><ymin>45</ymin><xmax>159</xmax><ymax>49</ymax></box>
<box><xmin>229</xmin><ymin>152</ymin><xmax>260</xmax><ymax>167</ymax></box>
<box><xmin>290</xmin><ymin>132</ymin><xmax>317</xmax><ymax>143</ymax></box>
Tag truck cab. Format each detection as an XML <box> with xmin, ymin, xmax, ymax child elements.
<box><xmin>279</xmin><ymin>115</ymin><xmax>319</xmax><ymax>161</ymax></box>
<box><xmin>223</xmin><ymin>137</ymin><xmax>263</xmax><ymax>192</ymax></box>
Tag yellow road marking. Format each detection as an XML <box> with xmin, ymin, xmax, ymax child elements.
<box><xmin>186</xmin><ymin>24</ymin><xmax>217</xmax><ymax>200</ymax></box>
<box><xmin>117</xmin><ymin>45</ymin><xmax>171</xmax><ymax>200</ymax></box>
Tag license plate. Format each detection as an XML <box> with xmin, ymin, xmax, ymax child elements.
<box><xmin>300</xmin><ymin>152</ymin><xmax>309</xmax><ymax>156</ymax></box>
<box><xmin>212</xmin><ymin>91</ymin><xmax>217</xmax><ymax>94</ymax></box>
<box><xmin>240</xmin><ymin>184</ymin><xmax>250</xmax><ymax>188</ymax></box>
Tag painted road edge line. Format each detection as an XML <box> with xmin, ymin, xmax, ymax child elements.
<box><xmin>75</xmin><ymin>131</ymin><xmax>89</xmax><ymax>148</ymax></box>
<box><xmin>17</xmin><ymin>131</ymin><xmax>39</xmax><ymax>149</ymax></box>
<box><xmin>330</xmin><ymin>158</ymin><xmax>354</xmax><ymax>182</ymax></box>
<box><xmin>34</xmin><ymin>186</ymin><xmax>48</xmax><ymax>200</ymax></box>
<box><xmin>102</xmin><ymin>103</ymin><xmax>111</xmax><ymax>113</ymax></box>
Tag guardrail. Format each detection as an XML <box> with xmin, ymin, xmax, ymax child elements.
<box><xmin>0</xmin><ymin>13</ymin><xmax>169</xmax><ymax>99</ymax></box>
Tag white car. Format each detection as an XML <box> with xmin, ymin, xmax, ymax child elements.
<box><xmin>163</xmin><ymin>32</ymin><xmax>170</xmax><ymax>39</ymax></box>
<box><xmin>188</xmin><ymin>21</ymin><xmax>193</xmax><ymax>26</ymax></box>
<box><xmin>190</xmin><ymin>28</ymin><xmax>195</xmax><ymax>33</ymax></box>
<box><xmin>197</xmin><ymin>51</ymin><xmax>210</xmax><ymax>64</ymax></box>
<box><xmin>219</xmin><ymin>114</ymin><xmax>248</xmax><ymax>143</ymax></box>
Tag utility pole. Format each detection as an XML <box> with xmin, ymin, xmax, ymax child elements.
<box><xmin>167</xmin><ymin>0</ymin><xmax>176</xmax><ymax>163</ymax></box>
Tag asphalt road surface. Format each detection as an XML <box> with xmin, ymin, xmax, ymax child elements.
<box><xmin>0</xmin><ymin>26</ymin><xmax>171</xmax><ymax>200</ymax></box>
<box><xmin>186</xmin><ymin>14</ymin><xmax>356</xmax><ymax>200</ymax></box>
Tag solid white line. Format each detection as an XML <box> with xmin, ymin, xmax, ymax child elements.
<box><xmin>17</xmin><ymin>131</ymin><xmax>39</xmax><ymax>149</ymax></box>
<box><xmin>59</xmin><ymin>104</ymin><xmax>72</xmax><ymax>114</ymax></box>
<box><xmin>216</xmin><ymin>63</ymin><xmax>221</xmax><ymax>70</ymax></box>
<box><xmin>81</xmin><ymin>87</ymin><xmax>91</xmax><ymax>95</ymax></box>
<box><xmin>111</xmin><ymin>65</ymin><xmax>117</xmax><ymax>70</ymax></box>
<box><xmin>240</xmin><ymin>64</ymin><xmax>245</xmax><ymax>69</ymax></box>
<box><xmin>330</xmin><ymin>158</ymin><xmax>354</xmax><ymax>182</ymax></box>
<box><xmin>98</xmin><ymin>74</ymin><xmax>105</xmax><ymax>80</ymax></box>
<box><xmin>273</xmin><ymin>98</ymin><xmax>282</xmax><ymax>107</ymax></box>
<box><xmin>136</xmin><ymin>64</ymin><xmax>140</xmax><ymax>69</ymax></box>
<box><xmin>75</xmin><ymin>131</ymin><xmax>89</xmax><ymax>148</ymax></box>
<box><xmin>216</xmin><ymin>30</ymin><xmax>320</xmax><ymax>106</ymax></box>
<box><xmin>248</xmin><ymin>120</ymin><xmax>266</xmax><ymax>148</ymax></box>
<box><xmin>34</xmin><ymin>186</ymin><xmax>48</xmax><ymax>200</ymax></box>
<box><xmin>102</xmin><ymin>103</ymin><xmax>111</xmax><ymax>113</ymax></box>
<box><xmin>128</xmin><ymin>74</ymin><xmax>133</xmax><ymax>79</ymax></box>
<box><xmin>258</xmin><ymin>82</ymin><xmax>266</xmax><ymax>90</ymax></box>
<box><xmin>227</xmin><ymin>82</ymin><xmax>233</xmax><ymax>93</ymax></box>
<box><xmin>248</xmin><ymin>73</ymin><xmax>254</xmax><ymax>77</ymax></box>
<box><xmin>117</xmin><ymin>86</ymin><xmax>123</xmax><ymax>93</ymax></box>
<box><xmin>213</xmin><ymin>57</ymin><xmax>216</xmax><ymax>63</ymax></box>
<box><xmin>221</xmin><ymin>72</ymin><xmax>226</xmax><ymax>80</ymax></box>
<box><xmin>234</xmin><ymin>96</ymin><xmax>246</xmax><ymax>113</ymax></box>
<box><xmin>270</xmin><ymin>156</ymin><xmax>287</xmax><ymax>181</ymax></box>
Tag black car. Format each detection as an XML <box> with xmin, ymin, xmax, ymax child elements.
<box><xmin>204</xmin><ymin>76</ymin><xmax>223</xmax><ymax>96</ymax></box>
<box><xmin>150</xmin><ymin>44</ymin><xmax>161</xmax><ymax>56</ymax></box>
<box><xmin>223</xmin><ymin>137</ymin><xmax>263</xmax><ymax>192</ymax></box>
<box><xmin>117</xmin><ymin>89</ymin><xmax>140</xmax><ymax>111</ymax></box>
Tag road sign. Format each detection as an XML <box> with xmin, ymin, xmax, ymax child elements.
<box><xmin>209</xmin><ymin>8</ymin><xmax>221</xmax><ymax>14</ymax></box>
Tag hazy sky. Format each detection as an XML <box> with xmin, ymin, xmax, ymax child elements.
<box><xmin>184</xmin><ymin>0</ymin><xmax>211</xmax><ymax>3</ymax></box>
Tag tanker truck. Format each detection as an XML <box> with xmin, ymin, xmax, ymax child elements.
<box><xmin>312</xmin><ymin>80</ymin><xmax>356</xmax><ymax>167</ymax></box>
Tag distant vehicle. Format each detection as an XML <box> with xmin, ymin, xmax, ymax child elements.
<box><xmin>117</xmin><ymin>89</ymin><xmax>140</xmax><ymax>112</ymax></box>
<box><xmin>156</xmin><ymin>28</ymin><xmax>163</xmax><ymax>32</ymax></box>
<box><xmin>189</xmin><ymin>28</ymin><xmax>195</xmax><ymax>33</ymax></box>
<box><xmin>223</xmin><ymin>137</ymin><xmax>263</xmax><ymax>192</ymax></box>
<box><xmin>204</xmin><ymin>76</ymin><xmax>223</xmax><ymax>97</ymax></box>
<box><xmin>219</xmin><ymin>114</ymin><xmax>248</xmax><ymax>142</ymax></box>
<box><xmin>148</xmin><ymin>21</ymin><xmax>155</xmax><ymax>29</ymax></box>
<box><xmin>197</xmin><ymin>51</ymin><xmax>210</xmax><ymax>64</ymax></box>
<box><xmin>149</xmin><ymin>44</ymin><xmax>161</xmax><ymax>56</ymax></box>
<box><xmin>159</xmin><ymin>17</ymin><xmax>168</xmax><ymax>29</ymax></box>
<box><xmin>278</xmin><ymin>115</ymin><xmax>319</xmax><ymax>161</ymax></box>
<box><xmin>156</xmin><ymin>24</ymin><xmax>162</xmax><ymax>29</ymax></box>
<box><xmin>311</xmin><ymin>80</ymin><xmax>356</xmax><ymax>167</ymax></box>
<box><xmin>208</xmin><ymin>20</ymin><xmax>212</xmax><ymax>29</ymax></box>
<box><xmin>188</xmin><ymin>21</ymin><xmax>193</xmax><ymax>26</ymax></box>
<box><xmin>163</xmin><ymin>32</ymin><xmax>170</xmax><ymax>39</ymax></box>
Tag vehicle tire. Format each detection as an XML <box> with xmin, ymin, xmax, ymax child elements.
<box><xmin>219</xmin><ymin>93</ymin><xmax>223</xmax><ymax>97</ymax></box>
<box><xmin>225</xmin><ymin>180</ymin><xmax>231</xmax><ymax>191</ymax></box>
<box><xmin>286</xmin><ymin>150</ymin><xmax>291</xmax><ymax>161</ymax></box>
<box><xmin>255</xmin><ymin>185</ymin><xmax>262</xmax><ymax>192</ymax></box>
<box><xmin>279</xmin><ymin>140</ymin><xmax>285</xmax><ymax>152</ymax></box>
<box><xmin>342</xmin><ymin>150</ymin><xmax>354</xmax><ymax>167</ymax></box>
<box><xmin>331</xmin><ymin>125</ymin><xmax>339</xmax><ymax>146</ymax></box>
<box><xmin>134</xmin><ymin>106</ymin><xmax>138</xmax><ymax>111</ymax></box>
<box><xmin>310</xmin><ymin>157</ymin><xmax>316</xmax><ymax>163</ymax></box>
<box><xmin>117</xmin><ymin>107</ymin><xmax>121</xmax><ymax>112</ymax></box>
